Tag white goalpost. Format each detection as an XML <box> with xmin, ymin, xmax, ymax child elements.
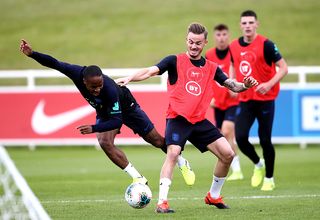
<box><xmin>0</xmin><ymin>145</ymin><xmax>51</xmax><ymax>220</ymax></box>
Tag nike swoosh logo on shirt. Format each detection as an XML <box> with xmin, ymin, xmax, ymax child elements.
<box><xmin>31</xmin><ymin>100</ymin><xmax>95</xmax><ymax>135</ymax></box>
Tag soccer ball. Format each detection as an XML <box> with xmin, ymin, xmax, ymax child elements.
<box><xmin>125</xmin><ymin>183</ymin><xmax>152</xmax><ymax>209</ymax></box>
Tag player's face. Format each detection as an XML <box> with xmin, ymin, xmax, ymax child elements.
<box><xmin>186</xmin><ymin>32</ymin><xmax>207</xmax><ymax>59</ymax></box>
<box><xmin>240</xmin><ymin>16</ymin><xmax>258</xmax><ymax>39</ymax></box>
<box><xmin>214</xmin><ymin>29</ymin><xmax>229</xmax><ymax>50</ymax></box>
<box><xmin>84</xmin><ymin>75</ymin><xmax>103</xmax><ymax>96</ymax></box>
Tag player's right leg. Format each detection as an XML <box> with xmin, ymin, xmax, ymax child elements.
<box><xmin>142</xmin><ymin>128</ymin><xmax>195</xmax><ymax>186</ymax></box>
<box><xmin>156</xmin><ymin>144</ymin><xmax>181</xmax><ymax>213</ymax></box>
<box><xmin>235</xmin><ymin>102</ymin><xmax>263</xmax><ymax>186</ymax></box>
<box><xmin>96</xmin><ymin>129</ymin><xmax>147</xmax><ymax>184</ymax></box>
<box><xmin>156</xmin><ymin>117</ymin><xmax>192</xmax><ymax>213</ymax></box>
<box><xmin>206</xmin><ymin>137</ymin><xmax>234</xmax><ymax>209</ymax></box>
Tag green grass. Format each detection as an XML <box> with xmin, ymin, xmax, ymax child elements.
<box><xmin>2</xmin><ymin>2</ymin><xmax>320</xmax><ymax>218</ymax></box>
<box><xmin>5</xmin><ymin>145</ymin><xmax>320</xmax><ymax>220</ymax></box>
<box><xmin>1</xmin><ymin>0</ymin><xmax>320</xmax><ymax>70</ymax></box>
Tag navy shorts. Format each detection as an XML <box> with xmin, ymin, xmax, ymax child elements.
<box><xmin>96</xmin><ymin>104</ymin><xmax>154</xmax><ymax>137</ymax></box>
<box><xmin>165</xmin><ymin>116</ymin><xmax>223</xmax><ymax>153</ymax></box>
<box><xmin>214</xmin><ymin>105</ymin><xmax>238</xmax><ymax>129</ymax></box>
<box><xmin>122</xmin><ymin>104</ymin><xmax>154</xmax><ymax>137</ymax></box>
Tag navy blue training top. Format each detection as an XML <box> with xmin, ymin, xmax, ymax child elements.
<box><xmin>29</xmin><ymin>51</ymin><xmax>126</xmax><ymax>133</ymax></box>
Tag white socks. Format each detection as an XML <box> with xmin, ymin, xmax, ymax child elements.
<box><xmin>158</xmin><ymin>178</ymin><xmax>172</xmax><ymax>204</ymax></box>
<box><xmin>123</xmin><ymin>162</ymin><xmax>142</xmax><ymax>179</ymax></box>
<box><xmin>210</xmin><ymin>176</ymin><xmax>226</xmax><ymax>199</ymax></box>
<box><xmin>255</xmin><ymin>158</ymin><xmax>265</xmax><ymax>168</ymax></box>
<box><xmin>230</xmin><ymin>155</ymin><xmax>241</xmax><ymax>172</ymax></box>
<box><xmin>264</xmin><ymin>177</ymin><xmax>274</xmax><ymax>183</ymax></box>
<box><xmin>177</xmin><ymin>155</ymin><xmax>187</xmax><ymax>168</ymax></box>
<box><xmin>157</xmin><ymin>155</ymin><xmax>186</xmax><ymax>205</ymax></box>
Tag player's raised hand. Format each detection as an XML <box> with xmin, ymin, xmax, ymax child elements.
<box><xmin>20</xmin><ymin>39</ymin><xmax>33</xmax><ymax>56</ymax></box>
<box><xmin>243</xmin><ymin>76</ymin><xmax>258</xmax><ymax>88</ymax></box>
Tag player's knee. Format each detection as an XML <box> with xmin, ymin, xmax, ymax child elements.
<box><xmin>224</xmin><ymin>150</ymin><xmax>235</xmax><ymax>164</ymax></box>
<box><xmin>219</xmin><ymin>146</ymin><xmax>235</xmax><ymax>165</ymax></box>
<box><xmin>167</xmin><ymin>146</ymin><xmax>181</xmax><ymax>160</ymax></box>
<box><xmin>235</xmin><ymin>135</ymin><xmax>249</xmax><ymax>148</ymax></box>
<box><xmin>259</xmin><ymin>137</ymin><xmax>272</xmax><ymax>148</ymax></box>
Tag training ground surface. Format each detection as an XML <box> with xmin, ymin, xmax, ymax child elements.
<box><xmin>7</xmin><ymin>145</ymin><xmax>320</xmax><ymax>220</ymax></box>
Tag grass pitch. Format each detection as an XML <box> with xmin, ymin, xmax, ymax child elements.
<box><xmin>6</xmin><ymin>145</ymin><xmax>320</xmax><ymax>220</ymax></box>
<box><xmin>2</xmin><ymin>0</ymin><xmax>320</xmax><ymax>69</ymax></box>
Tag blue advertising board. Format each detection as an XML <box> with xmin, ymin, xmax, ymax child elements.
<box><xmin>249</xmin><ymin>88</ymin><xmax>320</xmax><ymax>138</ymax></box>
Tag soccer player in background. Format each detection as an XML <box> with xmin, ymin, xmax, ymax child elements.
<box><xmin>116</xmin><ymin>22</ymin><xmax>258</xmax><ymax>213</ymax></box>
<box><xmin>229</xmin><ymin>10</ymin><xmax>288</xmax><ymax>191</ymax></box>
<box><xmin>19</xmin><ymin>39</ymin><xmax>195</xmax><ymax>186</ymax></box>
<box><xmin>205</xmin><ymin>24</ymin><xmax>243</xmax><ymax>181</ymax></box>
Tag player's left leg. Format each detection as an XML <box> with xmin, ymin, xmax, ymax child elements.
<box><xmin>189</xmin><ymin>119</ymin><xmax>232</xmax><ymax>209</ymax></box>
<box><xmin>96</xmin><ymin>129</ymin><xmax>127</xmax><ymax>168</ymax></box>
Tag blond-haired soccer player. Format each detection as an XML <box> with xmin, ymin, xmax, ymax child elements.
<box><xmin>116</xmin><ymin>22</ymin><xmax>258</xmax><ymax>213</ymax></box>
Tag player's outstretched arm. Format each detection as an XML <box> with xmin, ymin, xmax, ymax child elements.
<box><xmin>223</xmin><ymin>76</ymin><xmax>258</xmax><ymax>93</ymax></box>
<box><xmin>19</xmin><ymin>39</ymin><xmax>84</xmax><ymax>77</ymax></box>
<box><xmin>115</xmin><ymin>66</ymin><xmax>160</xmax><ymax>86</ymax></box>
<box><xmin>20</xmin><ymin>39</ymin><xmax>33</xmax><ymax>56</ymax></box>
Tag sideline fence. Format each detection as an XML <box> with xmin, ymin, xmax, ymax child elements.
<box><xmin>0</xmin><ymin>66</ymin><xmax>320</xmax><ymax>149</ymax></box>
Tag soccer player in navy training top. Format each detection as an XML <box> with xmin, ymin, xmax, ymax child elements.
<box><xmin>19</xmin><ymin>39</ymin><xmax>195</xmax><ymax>186</ymax></box>
<box><xmin>116</xmin><ymin>23</ymin><xmax>258</xmax><ymax>213</ymax></box>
